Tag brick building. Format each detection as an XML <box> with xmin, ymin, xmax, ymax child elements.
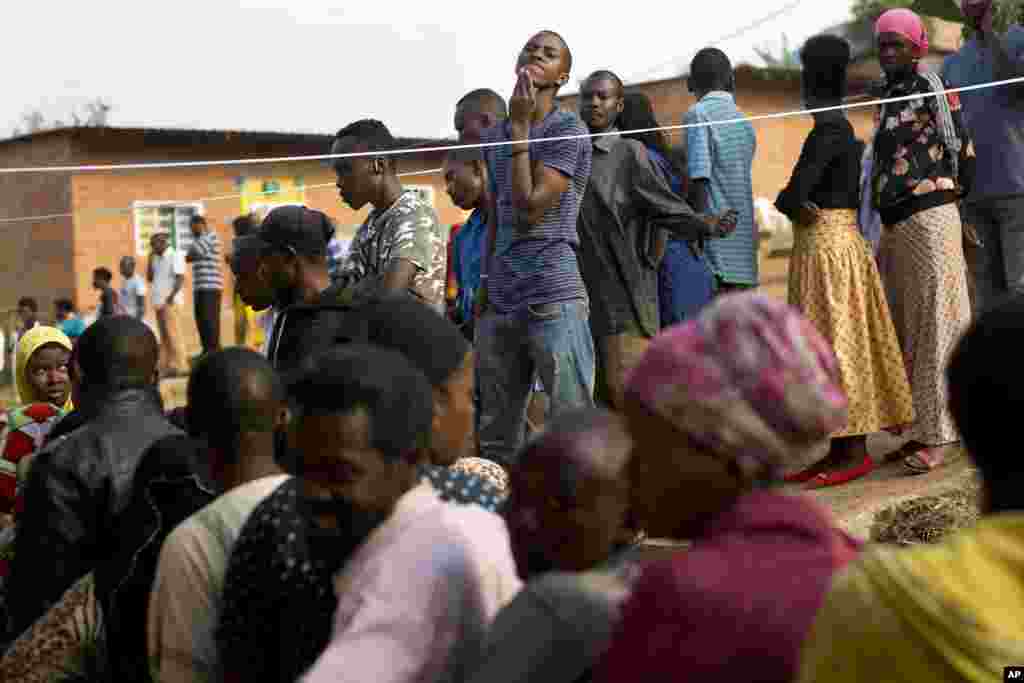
<box><xmin>0</xmin><ymin>127</ymin><xmax>465</xmax><ymax>353</ymax></box>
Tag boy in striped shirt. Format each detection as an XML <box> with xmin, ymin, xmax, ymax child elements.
<box><xmin>476</xmin><ymin>30</ymin><xmax>595</xmax><ymax>469</ymax></box>
<box><xmin>187</xmin><ymin>215</ymin><xmax>224</xmax><ymax>356</ymax></box>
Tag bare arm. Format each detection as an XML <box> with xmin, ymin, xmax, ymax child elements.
<box><xmin>508</xmin><ymin>69</ymin><xmax>575</xmax><ymax>229</ymax></box>
<box><xmin>510</xmin><ymin>149</ymin><xmax>571</xmax><ymax>229</ymax></box>
<box><xmin>169</xmin><ymin>275</ymin><xmax>184</xmax><ymax>303</ymax></box>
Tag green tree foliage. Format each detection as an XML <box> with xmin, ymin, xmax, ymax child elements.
<box><xmin>853</xmin><ymin>0</ymin><xmax>1023</xmax><ymax>41</ymax></box>
<box><xmin>960</xmin><ymin>2</ymin><xmax>1024</xmax><ymax>38</ymax></box>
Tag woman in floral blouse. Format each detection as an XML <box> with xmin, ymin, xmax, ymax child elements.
<box><xmin>873</xmin><ymin>8</ymin><xmax>976</xmax><ymax>473</ymax></box>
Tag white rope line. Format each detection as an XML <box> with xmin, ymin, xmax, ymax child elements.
<box><xmin>2</xmin><ymin>76</ymin><xmax>1020</xmax><ymax>176</ymax></box>
<box><xmin>0</xmin><ymin>168</ymin><xmax>442</xmax><ymax>225</ymax></box>
<box><xmin>2</xmin><ymin>75</ymin><xmax>1021</xmax><ymax>225</ymax></box>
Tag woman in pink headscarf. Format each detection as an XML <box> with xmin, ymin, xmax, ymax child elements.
<box><xmin>871</xmin><ymin>8</ymin><xmax>976</xmax><ymax>473</ymax></box>
<box><xmin>597</xmin><ymin>293</ymin><xmax>862</xmax><ymax>683</ymax></box>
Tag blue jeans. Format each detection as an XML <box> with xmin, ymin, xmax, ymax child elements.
<box><xmin>658</xmin><ymin>240</ymin><xmax>716</xmax><ymax>328</ymax></box>
<box><xmin>476</xmin><ymin>300</ymin><xmax>595</xmax><ymax>468</ymax></box>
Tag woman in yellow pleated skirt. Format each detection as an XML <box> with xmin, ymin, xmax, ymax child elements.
<box><xmin>775</xmin><ymin>34</ymin><xmax>913</xmax><ymax>487</ymax></box>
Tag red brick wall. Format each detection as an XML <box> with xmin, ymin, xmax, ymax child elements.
<box><xmin>0</xmin><ymin>134</ymin><xmax>75</xmax><ymax>318</ymax></box>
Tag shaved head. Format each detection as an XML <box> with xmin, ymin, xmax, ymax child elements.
<box><xmin>188</xmin><ymin>348</ymin><xmax>284</xmax><ymax>461</ymax></box>
<box><xmin>539</xmin><ymin>29</ymin><xmax>572</xmax><ymax>74</ymax></box>
<box><xmin>584</xmin><ymin>70</ymin><xmax>624</xmax><ymax>97</ymax></box>
<box><xmin>507</xmin><ymin>407</ymin><xmax>635</xmax><ymax>576</ymax></box>
<box><xmin>456</xmin><ymin>89</ymin><xmax>508</xmax><ymax>119</ymax></box>
<box><xmin>519</xmin><ymin>408</ymin><xmax>632</xmax><ymax>497</ymax></box>
<box><xmin>76</xmin><ymin>316</ymin><xmax>159</xmax><ymax>392</ymax></box>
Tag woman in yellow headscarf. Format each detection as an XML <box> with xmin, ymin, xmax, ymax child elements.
<box><xmin>0</xmin><ymin>326</ymin><xmax>74</xmax><ymax>519</ymax></box>
<box><xmin>797</xmin><ymin>297</ymin><xmax>1024</xmax><ymax>683</ymax></box>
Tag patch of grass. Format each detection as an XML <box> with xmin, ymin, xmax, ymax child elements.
<box><xmin>870</xmin><ymin>478</ymin><xmax>982</xmax><ymax>546</ymax></box>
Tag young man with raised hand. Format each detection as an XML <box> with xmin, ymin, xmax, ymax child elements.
<box><xmin>475</xmin><ymin>30</ymin><xmax>595</xmax><ymax>469</ymax></box>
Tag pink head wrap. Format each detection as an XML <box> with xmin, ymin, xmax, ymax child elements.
<box><xmin>625</xmin><ymin>293</ymin><xmax>849</xmax><ymax>482</ymax></box>
<box><xmin>875</xmin><ymin>8</ymin><xmax>930</xmax><ymax>58</ymax></box>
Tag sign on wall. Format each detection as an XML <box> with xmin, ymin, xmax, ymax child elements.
<box><xmin>132</xmin><ymin>201</ymin><xmax>204</xmax><ymax>256</ymax></box>
<box><xmin>239</xmin><ymin>176</ymin><xmax>306</xmax><ymax>219</ymax></box>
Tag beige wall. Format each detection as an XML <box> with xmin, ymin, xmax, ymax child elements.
<box><xmin>0</xmin><ymin>134</ymin><xmax>75</xmax><ymax>316</ymax></box>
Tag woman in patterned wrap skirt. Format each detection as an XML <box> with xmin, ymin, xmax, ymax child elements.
<box><xmin>872</xmin><ymin>9</ymin><xmax>975</xmax><ymax>473</ymax></box>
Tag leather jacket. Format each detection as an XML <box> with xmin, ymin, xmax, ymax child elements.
<box><xmin>5</xmin><ymin>386</ymin><xmax>182</xmax><ymax>638</ymax></box>
<box><xmin>265</xmin><ymin>281</ymin><xmax>371</xmax><ymax>383</ymax></box>
<box><xmin>102</xmin><ymin>434</ymin><xmax>219</xmax><ymax>683</ymax></box>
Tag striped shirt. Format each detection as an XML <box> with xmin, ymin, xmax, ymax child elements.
<box><xmin>188</xmin><ymin>231</ymin><xmax>224</xmax><ymax>291</ymax></box>
<box><xmin>480</xmin><ymin>109</ymin><xmax>592</xmax><ymax>312</ymax></box>
<box><xmin>685</xmin><ymin>92</ymin><xmax>758</xmax><ymax>286</ymax></box>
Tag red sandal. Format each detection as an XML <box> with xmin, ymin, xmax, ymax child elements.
<box><xmin>903</xmin><ymin>448</ymin><xmax>944</xmax><ymax>475</ymax></box>
<box><xmin>805</xmin><ymin>455</ymin><xmax>876</xmax><ymax>490</ymax></box>
<box><xmin>784</xmin><ymin>467</ymin><xmax>820</xmax><ymax>484</ymax></box>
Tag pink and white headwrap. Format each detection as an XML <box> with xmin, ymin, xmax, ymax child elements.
<box><xmin>875</xmin><ymin>8</ymin><xmax>930</xmax><ymax>58</ymax></box>
<box><xmin>625</xmin><ymin>293</ymin><xmax>849</xmax><ymax>482</ymax></box>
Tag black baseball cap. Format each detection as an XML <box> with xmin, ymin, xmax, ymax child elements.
<box><xmin>255</xmin><ymin>205</ymin><xmax>336</xmax><ymax>259</ymax></box>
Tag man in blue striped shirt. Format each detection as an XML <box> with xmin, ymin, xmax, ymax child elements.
<box><xmin>187</xmin><ymin>215</ymin><xmax>224</xmax><ymax>356</ymax></box>
<box><xmin>476</xmin><ymin>30</ymin><xmax>595</xmax><ymax>468</ymax></box>
<box><xmin>685</xmin><ymin>48</ymin><xmax>758</xmax><ymax>291</ymax></box>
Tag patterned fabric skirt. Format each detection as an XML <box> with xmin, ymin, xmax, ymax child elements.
<box><xmin>0</xmin><ymin>573</ymin><xmax>104</xmax><ymax>683</ymax></box>
<box><xmin>877</xmin><ymin>203</ymin><xmax>972</xmax><ymax>446</ymax></box>
<box><xmin>789</xmin><ymin>209</ymin><xmax>915</xmax><ymax>438</ymax></box>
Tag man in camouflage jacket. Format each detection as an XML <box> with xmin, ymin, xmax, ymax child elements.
<box><xmin>330</xmin><ymin>119</ymin><xmax>446</xmax><ymax>312</ymax></box>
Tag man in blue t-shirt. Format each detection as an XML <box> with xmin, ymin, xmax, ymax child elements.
<box><xmin>476</xmin><ymin>30</ymin><xmax>595</xmax><ymax>468</ymax></box>
<box><xmin>943</xmin><ymin>0</ymin><xmax>1024</xmax><ymax>314</ymax></box>
<box><xmin>54</xmin><ymin>299</ymin><xmax>86</xmax><ymax>342</ymax></box>
<box><xmin>447</xmin><ymin>88</ymin><xmax>507</xmax><ymax>340</ymax></box>
<box><xmin>443</xmin><ymin>154</ymin><xmax>490</xmax><ymax>341</ymax></box>
<box><xmin>684</xmin><ymin>48</ymin><xmax>758</xmax><ymax>292</ymax></box>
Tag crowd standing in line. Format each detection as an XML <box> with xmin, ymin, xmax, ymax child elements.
<box><xmin>0</xmin><ymin>4</ymin><xmax>1022</xmax><ymax>680</ymax></box>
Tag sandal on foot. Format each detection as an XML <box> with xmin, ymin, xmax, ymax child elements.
<box><xmin>784</xmin><ymin>467</ymin><xmax>821</xmax><ymax>484</ymax></box>
<box><xmin>784</xmin><ymin>451</ymin><xmax>847</xmax><ymax>483</ymax></box>
<box><xmin>806</xmin><ymin>455</ymin><xmax>876</xmax><ymax>490</ymax></box>
<box><xmin>904</xmin><ymin>448</ymin><xmax>944</xmax><ymax>475</ymax></box>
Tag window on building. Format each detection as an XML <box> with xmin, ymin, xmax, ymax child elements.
<box><xmin>132</xmin><ymin>201</ymin><xmax>204</xmax><ymax>256</ymax></box>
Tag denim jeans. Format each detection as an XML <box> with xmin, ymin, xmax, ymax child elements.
<box><xmin>476</xmin><ymin>299</ymin><xmax>595</xmax><ymax>468</ymax></box>
<box><xmin>658</xmin><ymin>240</ymin><xmax>716</xmax><ymax>328</ymax></box>
<box><xmin>963</xmin><ymin>196</ymin><xmax>1024</xmax><ymax>315</ymax></box>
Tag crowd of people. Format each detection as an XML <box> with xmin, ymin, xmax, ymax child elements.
<box><xmin>9</xmin><ymin>214</ymin><xmax>226</xmax><ymax>383</ymax></box>
<box><xmin>0</xmin><ymin>1</ymin><xmax>1021</xmax><ymax>680</ymax></box>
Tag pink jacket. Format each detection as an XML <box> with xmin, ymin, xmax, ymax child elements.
<box><xmin>301</xmin><ymin>482</ymin><xmax>522</xmax><ymax>683</ymax></box>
